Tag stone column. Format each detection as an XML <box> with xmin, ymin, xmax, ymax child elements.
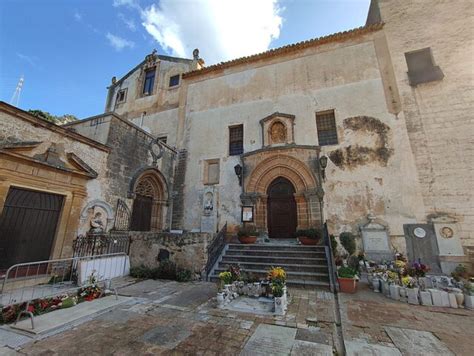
<box><xmin>295</xmin><ymin>193</ymin><xmax>309</xmax><ymax>229</ymax></box>
<box><xmin>304</xmin><ymin>189</ymin><xmax>322</xmax><ymax>228</ymax></box>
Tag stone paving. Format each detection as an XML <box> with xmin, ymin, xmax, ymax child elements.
<box><xmin>13</xmin><ymin>279</ymin><xmax>338</xmax><ymax>355</ymax></box>
<box><xmin>2</xmin><ymin>279</ymin><xmax>473</xmax><ymax>355</ymax></box>
<box><xmin>339</xmin><ymin>283</ymin><xmax>474</xmax><ymax>356</ymax></box>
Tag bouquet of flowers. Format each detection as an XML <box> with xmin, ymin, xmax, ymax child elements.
<box><xmin>408</xmin><ymin>261</ymin><xmax>430</xmax><ymax>278</ymax></box>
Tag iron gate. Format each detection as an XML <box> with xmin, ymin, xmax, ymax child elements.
<box><xmin>0</xmin><ymin>187</ymin><xmax>64</xmax><ymax>270</ymax></box>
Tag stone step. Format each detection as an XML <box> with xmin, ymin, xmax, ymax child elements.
<box><xmin>209</xmin><ymin>275</ymin><xmax>330</xmax><ymax>289</ymax></box>
<box><xmin>227</xmin><ymin>244</ymin><xmax>325</xmax><ymax>251</ymax></box>
<box><xmin>213</xmin><ymin>268</ymin><xmax>330</xmax><ymax>283</ymax></box>
<box><xmin>217</xmin><ymin>261</ymin><xmax>328</xmax><ymax>273</ymax></box>
<box><xmin>226</xmin><ymin>249</ymin><xmax>326</xmax><ymax>258</ymax></box>
<box><xmin>221</xmin><ymin>255</ymin><xmax>327</xmax><ymax>265</ymax></box>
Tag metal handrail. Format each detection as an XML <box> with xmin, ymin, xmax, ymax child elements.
<box><xmin>205</xmin><ymin>223</ymin><xmax>227</xmax><ymax>278</ymax></box>
<box><xmin>323</xmin><ymin>222</ymin><xmax>339</xmax><ymax>292</ymax></box>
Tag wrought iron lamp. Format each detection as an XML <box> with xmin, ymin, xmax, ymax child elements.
<box><xmin>234</xmin><ymin>164</ymin><xmax>243</xmax><ymax>186</ymax></box>
<box><xmin>319</xmin><ymin>155</ymin><xmax>328</xmax><ymax>181</ymax></box>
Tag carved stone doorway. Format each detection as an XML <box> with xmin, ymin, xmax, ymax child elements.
<box><xmin>267</xmin><ymin>177</ymin><xmax>297</xmax><ymax>238</ymax></box>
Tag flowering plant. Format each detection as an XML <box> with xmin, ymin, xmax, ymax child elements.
<box><xmin>79</xmin><ymin>272</ymin><xmax>102</xmax><ymax>302</ymax></box>
<box><xmin>408</xmin><ymin>261</ymin><xmax>429</xmax><ymax>278</ymax></box>
<box><xmin>228</xmin><ymin>265</ymin><xmax>241</xmax><ymax>282</ymax></box>
<box><xmin>267</xmin><ymin>267</ymin><xmax>286</xmax><ymax>284</ymax></box>
<box><xmin>218</xmin><ymin>271</ymin><xmax>233</xmax><ymax>285</ymax></box>
<box><xmin>401</xmin><ymin>276</ymin><xmax>417</xmax><ymax>288</ymax></box>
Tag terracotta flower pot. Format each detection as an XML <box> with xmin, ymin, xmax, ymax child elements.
<box><xmin>338</xmin><ymin>277</ymin><xmax>357</xmax><ymax>293</ymax></box>
<box><xmin>238</xmin><ymin>235</ymin><xmax>257</xmax><ymax>244</ymax></box>
<box><xmin>298</xmin><ymin>236</ymin><xmax>320</xmax><ymax>245</ymax></box>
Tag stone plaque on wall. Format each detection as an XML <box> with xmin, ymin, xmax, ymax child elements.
<box><xmin>360</xmin><ymin>214</ymin><xmax>393</xmax><ymax>261</ymax></box>
<box><xmin>200</xmin><ymin>187</ymin><xmax>216</xmax><ymax>233</ymax></box>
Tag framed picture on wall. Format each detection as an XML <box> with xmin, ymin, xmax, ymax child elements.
<box><xmin>241</xmin><ymin>206</ymin><xmax>254</xmax><ymax>222</ymax></box>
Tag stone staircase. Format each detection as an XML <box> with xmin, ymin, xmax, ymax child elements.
<box><xmin>209</xmin><ymin>243</ymin><xmax>330</xmax><ymax>289</ymax></box>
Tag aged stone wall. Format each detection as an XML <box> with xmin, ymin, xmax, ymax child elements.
<box><xmin>180</xmin><ymin>34</ymin><xmax>425</xmax><ymax>242</ymax></box>
<box><xmin>128</xmin><ymin>231</ymin><xmax>212</xmax><ymax>274</ymax></box>
<box><xmin>376</xmin><ymin>0</ymin><xmax>474</xmax><ymax>246</ymax></box>
<box><xmin>65</xmin><ymin>114</ymin><xmax>176</xmax><ymax>233</ymax></box>
<box><xmin>0</xmin><ymin>105</ymin><xmax>110</xmax><ymax>259</ymax></box>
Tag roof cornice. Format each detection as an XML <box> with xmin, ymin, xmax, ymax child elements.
<box><xmin>183</xmin><ymin>23</ymin><xmax>384</xmax><ymax>80</ymax></box>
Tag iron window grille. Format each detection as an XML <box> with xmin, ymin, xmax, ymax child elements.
<box><xmin>229</xmin><ymin>125</ymin><xmax>243</xmax><ymax>155</ymax></box>
<box><xmin>316</xmin><ymin>110</ymin><xmax>338</xmax><ymax>146</ymax></box>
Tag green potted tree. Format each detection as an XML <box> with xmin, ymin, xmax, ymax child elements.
<box><xmin>337</xmin><ymin>266</ymin><xmax>358</xmax><ymax>293</ymax></box>
<box><xmin>339</xmin><ymin>232</ymin><xmax>356</xmax><ymax>256</ymax></box>
<box><xmin>295</xmin><ymin>228</ymin><xmax>322</xmax><ymax>245</ymax></box>
<box><xmin>237</xmin><ymin>225</ymin><xmax>258</xmax><ymax>244</ymax></box>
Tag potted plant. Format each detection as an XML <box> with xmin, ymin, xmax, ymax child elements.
<box><xmin>296</xmin><ymin>228</ymin><xmax>322</xmax><ymax>245</ymax></box>
<box><xmin>337</xmin><ymin>266</ymin><xmax>358</xmax><ymax>293</ymax></box>
<box><xmin>237</xmin><ymin>225</ymin><xmax>258</xmax><ymax>244</ymax></box>
<box><xmin>339</xmin><ymin>232</ymin><xmax>356</xmax><ymax>256</ymax></box>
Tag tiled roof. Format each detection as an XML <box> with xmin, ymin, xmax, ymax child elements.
<box><xmin>183</xmin><ymin>23</ymin><xmax>384</xmax><ymax>79</ymax></box>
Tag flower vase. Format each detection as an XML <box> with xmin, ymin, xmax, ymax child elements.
<box><xmin>454</xmin><ymin>292</ymin><xmax>464</xmax><ymax>307</ymax></box>
<box><xmin>253</xmin><ymin>282</ymin><xmax>261</xmax><ymax>297</ymax></box>
<box><xmin>274</xmin><ymin>297</ymin><xmax>285</xmax><ymax>315</ymax></box>
<box><xmin>389</xmin><ymin>284</ymin><xmax>400</xmax><ymax>301</ymax></box>
<box><xmin>382</xmin><ymin>281</ymin><xmax>390</xmax><ymax>297</ymax></box>
<box><xmin>407</xmin><ymin>287</ymin><xmax>419</xmax><ymax>304</ymax></box>
<box><xmin>372</xmin><ymin>278</ymin><xmax>381</xmax><ymax>292</ymax></box>
<box><xmin>399</xmin><ymin>287</ymin><xmax>407</xmax><ymax>302</ymax></box>
<box><xmin>367</xmin><ymin>274</ymin><xmax>374</xmax><ymax>287</ymax></box>
<box><xmin>216</xmin><ymin>292</ymin><xmax>225</xmax><ymax>308</ymax></box>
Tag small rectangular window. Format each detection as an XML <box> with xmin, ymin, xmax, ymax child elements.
<box><xmin>229</xmin><ymin>125</ymin><xmax>243</xmax><ymax>156</ymax></box>
<box><xmin>116</xmin><ymin>89</ymin><xmax>127</xmax><ymax>103</ymax></box>
<box><xmin>316</xmin><ymin>110</ymin><xmax>338</xmax><ymax>146</ymax></box>
<box><xmin>169</xmin><ymin>74</ymin><xmax>180</xmax><ymax>87</ymax></box>
<box><xmin>143</xmin><ymin>68</ymin><xmax>155</xmax><ymax>95</ymax></box>
<box><xmin>204</xmin><ymin>159</ymin><xmax>220</xmax><ymax>185</ymax></box>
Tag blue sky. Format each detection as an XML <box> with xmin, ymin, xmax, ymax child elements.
<box><xmin>0</xmin><ymin>0</ymin><xmax>370</xmax><ymax>119</ymax></box>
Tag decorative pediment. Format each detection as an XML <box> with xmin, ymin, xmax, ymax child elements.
<box><xmin>0</xmin><ymin>142</ymin><xmax>97</xmax><ymax>178</ymax></box>
<box><xmin>259</xmin><ymin>112</ymin><xmax>295</xmax><ymax>147</ymax></box>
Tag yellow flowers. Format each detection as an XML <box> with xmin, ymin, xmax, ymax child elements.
<box><xmin>268</xmin><ymin>267</ymin><xmax>286</xmax><ymax>283</ymax></box>
<box><xmin>219</xmin><ymin>271</ymin><xmax>232</xmax><ymax>285</ymax></box>
<box><xmin>395</xmin><ymin>260</ymin><xmax>406</xmax><ymax>269</ymax></box>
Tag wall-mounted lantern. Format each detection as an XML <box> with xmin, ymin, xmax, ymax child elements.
<box><xmin>234</xmin><ymin>164</ymin><xmax>243</xmax><ymax>186</ymax></box>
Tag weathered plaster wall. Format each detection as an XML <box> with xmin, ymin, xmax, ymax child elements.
<box><xmin>180</xmin><ymin>36</ymin><xmax>425</xmax><ymax>242</ymax></box>
<box><xmin>377</xmin><ymin>0</ymin><xmax>474</xmax><ymax>246</ymax></box>
<box><xmin>130</xmin><ymin>108</ymin><xmax>179</xmax><ymax>148</ymax></box>
<box><xmin>110</xmin><ymin>58</ymin><xmax>192</xmax><ymax>121</ymax></box>
<box><xmin>128</xmin><ymin>231</ymin><xmax>212</xmax><ymax>274</ymax></box>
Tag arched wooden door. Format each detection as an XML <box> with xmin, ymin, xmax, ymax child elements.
<box><xmin>267</xmin><ymin>177</ymin><xmax>297</xmax><ymax>238</ymax></box>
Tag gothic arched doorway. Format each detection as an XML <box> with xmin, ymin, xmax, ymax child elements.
<box><xmin>130</xmin><ymin>169</ymin><xmax>167</xmax><ymax>231</ymax></box>
<box><xmin>267</xmin><ymin>177</ymin><xmax>297</xmax><ymax>238</ymax></box>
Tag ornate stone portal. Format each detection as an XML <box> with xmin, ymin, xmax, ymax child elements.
<box><xmin>241</xmin><ymin>146</ymin><xmax>322</xmax><ymax>234</ymax></box>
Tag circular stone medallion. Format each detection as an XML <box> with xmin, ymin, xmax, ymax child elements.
<box><xmin>413</xmin><ymin>227</ymin><xmax>426</xmax><ymax>238</ymax></box>
<box><xmin>440</xmin><ymin>226</ymin><xmax>454</xmax><ymax>239</ymax></box>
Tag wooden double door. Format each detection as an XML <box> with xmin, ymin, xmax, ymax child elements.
<box><xmin>267</xmin><ymin>178</ymin><xmax>297</xmax><ymax>238</ymax></box>
<box><xmin>0</xmin><ymin>187</ymin><xmax>64</xmax><ymax>269</ymax></box>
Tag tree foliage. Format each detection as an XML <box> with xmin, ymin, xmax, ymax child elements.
<box><xmin>28</xmin><ymin>109</ymin><xmax>77</xmax><ymax>125</ymax></box>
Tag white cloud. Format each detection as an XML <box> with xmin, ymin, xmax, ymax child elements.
<box><xmin>140</xmin><ymin>0</ymin><xmax>283</xmax><ymax>64</ymax></box>
<box><xmin>118</xmin><ymin>13</ymin><xmax>137</xmax><ymax>31</ymax></box>
<box><xmin>17</xmin><ymin>53</ymin><xmax>37</xmax><ymax>67</ymax></box>
<box><xmin>113</xmin><ymin>0</ymin><xmax>140</xmax><ymax>10</ymax></box>
<box><xmin>74</xmin><ymin>10</ymin><xmax>82</xmax><ymax>22</ymax></box>
<box><xmin>106</xmin><ymin>32</ymin><xmax>135</xmax><ymax>51</ymax></box>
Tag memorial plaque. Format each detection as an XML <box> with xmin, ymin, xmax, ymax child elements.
<box><xmin>200</xmin><ymin>215</ymin><xmax>215</xmax><ymax>233</ymax></box>
<box><xmin>360</xmin><ymin>214</ymin><xmax>393</xmax><ymax>261</ymax></box>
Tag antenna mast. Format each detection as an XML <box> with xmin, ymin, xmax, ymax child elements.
<box><xmin>10</xmin><ymin>75</ymin><xmax>24</xmax><ymax>107</ymax></box>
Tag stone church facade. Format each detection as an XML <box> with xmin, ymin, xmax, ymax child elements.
<box><xmin>1</xmin><ymin>0</ymin><xmax>472</xmax><ymax>272</ymax></box>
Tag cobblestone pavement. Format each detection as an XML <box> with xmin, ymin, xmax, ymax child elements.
<box><xmin>15</xmin><ymin>280</ymin><xmax>339</xmax><ymax>355</ymax></box>
<box><xmin>339</xmin><ymin>283</ymin><xmax>474</xmax><ymax>356</ymax></box>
